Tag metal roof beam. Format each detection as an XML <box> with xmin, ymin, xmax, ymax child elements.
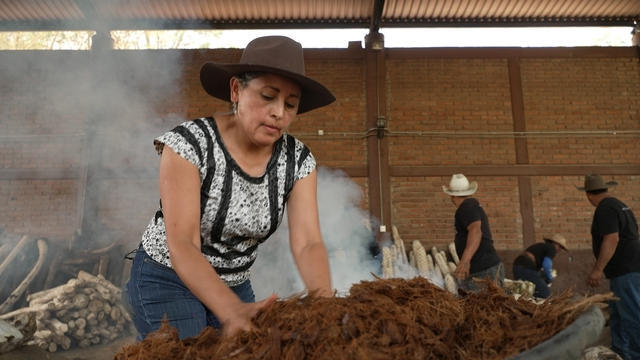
<box><xmin>370</xmin><ymin>0</ymin><xmax>385</xmax><ymax>33</ymax></box>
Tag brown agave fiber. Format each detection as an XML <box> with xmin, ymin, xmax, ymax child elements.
<box><xmin>115</xmin><ymin>277</ymin><xmax>613</xmax><ymax>360</ymax></box>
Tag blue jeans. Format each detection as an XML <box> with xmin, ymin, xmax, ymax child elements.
<box><xmin>125</xmin><ymin>248</ymin><xmax>255</xmax><ymax>340</ymax></box>
<box><xmin>460</xmin><ymin>262</ymin><xmax>505</xmax><ymax>292</ymax></box>
<box><xmin>513</xmin><ymin>265</ymin><xmax>550</xmax><ymax>298</ymax></box>
<box><xmin>609</xmin><ymin>272</ymin><xmax>640</xmax><ymax>360</ymax></box>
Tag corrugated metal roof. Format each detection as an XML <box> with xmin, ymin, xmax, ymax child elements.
<box><xmin>0</xmin><ymin>0</ymin><xmax>638</xmax><ymax>31</ymax></box>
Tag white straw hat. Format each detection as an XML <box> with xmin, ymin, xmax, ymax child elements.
<box><xmin>442</xmin><ymin>174</ymin><xmax>478</xmax><ymax>196</ymax></box>
<box><xmin>543</xmin><ymin>233</ymin><xmax>569</xmax><ymax>251</ymax></box>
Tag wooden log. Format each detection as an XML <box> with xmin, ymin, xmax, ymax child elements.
<box><xmin>42</xmin><ymin>246</ymin><xmax>63</xmax><ymax>290</ymax></box>
<box><xmin>46</xmin><ymin>298</ymin><xmax>72</xmax><ymax>312</ymax></box>
<box><xmin>87</xmin><ymin>299</ymin><xmax>104</xmax><ymax>313</ymax></box>
<box><xmin>89</xmin><ymin>284</ymin><xmax>114</xmax><ymax>302</ymax></box>
<box><xmin>59</xmin><ymin>335</ymin><xmax>71</xmax><ymax>350</ymax></box>
<box><xmin>33</xmin><ymin>329</ymin><xmax>53</xmax><ymax>340</ymax></box>
<box><xmin>97</xmin><ymin>254</ymin><xmax>110</xmax><ymax>278</ymax></box>
<box><xmin>109</xmin><ymin>306</ymin><xmax>121</xmax><ymax>321</ymax></box>
<box><xmin>48</xmin><ymin>318</ymin><xmax>69</xmax><ymax>334</ymax></box>
<box><xmin>33</xmin><ymin>339</ymin><xmax>49</xmax><ymax>350</ymax></box>
<box><xmin>77</xmin><ymin>270</ymin><xmax>121</xmax><ymax>296</ymax></box>
<box><xmin>35</xmin><ymin>310</ymin><xmax>50</xmax><ymax>321</ymax></box>
<box><xmin>86</xmin><ymin>313</ymin><xmax>97</xmax><ymax>326</ymax></box>
<box><xmin>72</xmin><ymin>293</ymin><xmax>89</xmax><ymax>309</ymax></box>
<box><xmin>0</xmin><ymin>243</ymin><xmax>10</xmax><ymax>262</ymax></box>
<box><xmin>0</xmin><ymin>303</ymin><xmax>49</xmax><ymax>320</ymax></box>
<box><xmin>78</xmin><ymin>338</ymin><xmax>91</xmax><ymax>348</ymax></box>
<box><xmin>0</xmin><ymin>235</ymin><xmax>32</xmax><ymax>279</ymax></box>
<box><xmin>71</xmin><ymin>327</ymin><xmax>85</xmax><ymax>339</ymax></box>
<box><xmin>27</xmin><ymin>278</ymin><xmax>79</xmax><ymax>305</ymax></box>
<box><xmin>55</xmin><ymin>309</ymin><xmax>69</xmax><ymax>320</ymax></box>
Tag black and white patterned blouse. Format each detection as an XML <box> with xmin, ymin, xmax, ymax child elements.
<box><xmin>141</xmin><ymin>117</ymin><xmax>316</xmax><ymax>287</ymax></box>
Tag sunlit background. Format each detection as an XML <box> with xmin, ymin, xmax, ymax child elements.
<box><xmin>0</xmin><ymin>26</ymin><xmax>634</xmax><ymax>50</ymax></box>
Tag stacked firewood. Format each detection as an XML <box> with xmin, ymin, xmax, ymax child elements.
<box><xmin>381</xmin><ymin>226</ymin><xmax>459</xmax><ymax>294</ymax></box>
<box><xmin>0</xmin><ymin>270</ymin><xmax>134</xmax><ymax>352</ymax></box>
<box><xmin>379</xmin><ymin>226</ymin><xmax>547</xmax><ymax>301</ymax></box>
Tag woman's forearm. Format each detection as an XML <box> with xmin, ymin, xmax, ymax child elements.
<box><xmin>169</xmin><ymin>241</ymin><xmax>243</xmax><ymax>321</ymax></box>
<box><xmin>292</xmin><ymin>241</ymin><xmax>332</xmax><ymax>296</ymax></box>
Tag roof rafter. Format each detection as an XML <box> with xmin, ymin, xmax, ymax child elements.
<box><xmin>0</xmin><ymin>0</ymin><xmax>637</xmax><ymax>31</ymax></box>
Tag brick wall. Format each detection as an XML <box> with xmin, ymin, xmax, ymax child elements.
<box><xmin>522</xmin><ymin>58</ymin><xmax>640</xmax><ymax>164</ymax></box>
<box><xmin>1</xmin><ymin>47</ymin><xmax>638</xmax><ymax>291</ymax></box>
<box><xmin>387</xmin><ymin>58</ymin><xmax>516</xmax><ymax>166</ymax></box>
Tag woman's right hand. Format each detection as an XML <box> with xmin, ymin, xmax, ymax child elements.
<box><xmin>221</xmin><ymin>293</ymin><xmax>278</xmax><ymax>337</ymax></box>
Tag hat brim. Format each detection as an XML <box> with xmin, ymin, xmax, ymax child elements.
<box><xmin>442</xmin><ymin>181</ymin><xmax>478</xmax><ymax>196</ymax></box>
<box><xmin>576</xmin><ymin>181</ymin><xmax>618</xmax><ymax>192</ymax></box>
<box><xmin>200</xmin><ymin>63</ymin><xmax>335</xmax><ymax>114</ymax></box>
<box><xmin>544</xmin><ymin>237</ymin><xmax>568</xmax><ymax>251</ymax></box>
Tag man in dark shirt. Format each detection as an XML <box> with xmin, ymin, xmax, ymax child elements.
<box><xmin>579</xmin><ymin>174</ymin><xmax>640</xmax><ymax>360</ymax></box>
<box><xmin>512</xmin><ymin>234</ymin><xmax>568</xmax><ymax>298</ymax></box>
<box><xmin>443</xmin><ymin>174</ymin><xmax>504</xmax><ymax>291</ymax></box>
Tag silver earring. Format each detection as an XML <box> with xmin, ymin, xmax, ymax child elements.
<box><xmin>232</xmin><ymin>102</ymin><xmax>238</xmax><ymax>116</ymax></box>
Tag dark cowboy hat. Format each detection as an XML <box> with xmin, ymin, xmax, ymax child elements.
<box><xmin>576</xmin><ymin>174</ymin><xmax>618</xmax><ymax>192</ymax></box>
<box><xmin>200</xmin><ymin>35</ymin><xmax>335</xmax><ymax>114</ymax></box>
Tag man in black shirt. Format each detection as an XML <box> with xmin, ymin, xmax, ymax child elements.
<box><xmin>579</xmin><ymin>174</ymin><xmax>640</xmax><ymax>360</ymax></box>
<box><xmin>443</xmin><ymin>174</ymin><xmax>504</xmax><ymax>291</ymax></box>
<box><xmin>512</xmin><ymin>233</ymin><xmax>568</xmax><ymax>298</ymax></box>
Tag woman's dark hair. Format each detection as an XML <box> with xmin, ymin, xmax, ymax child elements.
<box><xmin>229</xmin><ymin>72</ymin><xmax>265</xmax><ymax>112</ymax></box>
<box><xmin>234</xmin><ymin>72</ymin><xmax>265</xmax><ymax>88</ymax></box>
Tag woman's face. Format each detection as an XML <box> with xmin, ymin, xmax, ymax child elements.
<box><xmin>231</xmin><ymin>73</ymin><xmax>301</xmax><ymax>147</ymax></box>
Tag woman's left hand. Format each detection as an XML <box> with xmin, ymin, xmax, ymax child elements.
<box><xmin>221</xmin><ymin>293</ymin><xmax>278</xmax><ymax>338</ymax></box>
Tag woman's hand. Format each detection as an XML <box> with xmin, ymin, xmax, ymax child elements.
<box><xmin>220</xmin><ymin>293</ymin><xmax>278</xmax><ymax>337</ymax></box>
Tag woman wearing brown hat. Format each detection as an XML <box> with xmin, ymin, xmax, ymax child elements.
<box><xmin>512</xmin><ymin>234</ymin><xmax>568</xmax><ymax>298</ymax></box>
<box><xmin>126</xmin><ymin>36</ymin><xmax>335</xmax><ymax>340</ymax></box>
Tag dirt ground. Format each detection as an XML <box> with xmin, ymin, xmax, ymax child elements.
<box><xmin>0</xmin><ymin>335</ymin><xmax>136</xmax><ymax>360</ymax></box>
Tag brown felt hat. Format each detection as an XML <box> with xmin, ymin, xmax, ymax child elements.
<box><xmin>200</xmin><ymin>35</ymin><xmax>335</xmax><ymax>114</ymax></box>
<box><xmin>576</xmin><ymin>174</ymin><xmax>618</xmax><ymax>192</ymax></box>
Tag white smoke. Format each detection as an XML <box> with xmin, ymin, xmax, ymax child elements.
<box><xmin>251</xmin><ymin>166</ymin><xmax>380</xmax><ymax>299</ymax></box>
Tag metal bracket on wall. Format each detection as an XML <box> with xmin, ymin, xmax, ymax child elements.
<box><xmin>376</xmin><ymin>115</ymin><xmax>386</xmax><ymax>139</ymax></box>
